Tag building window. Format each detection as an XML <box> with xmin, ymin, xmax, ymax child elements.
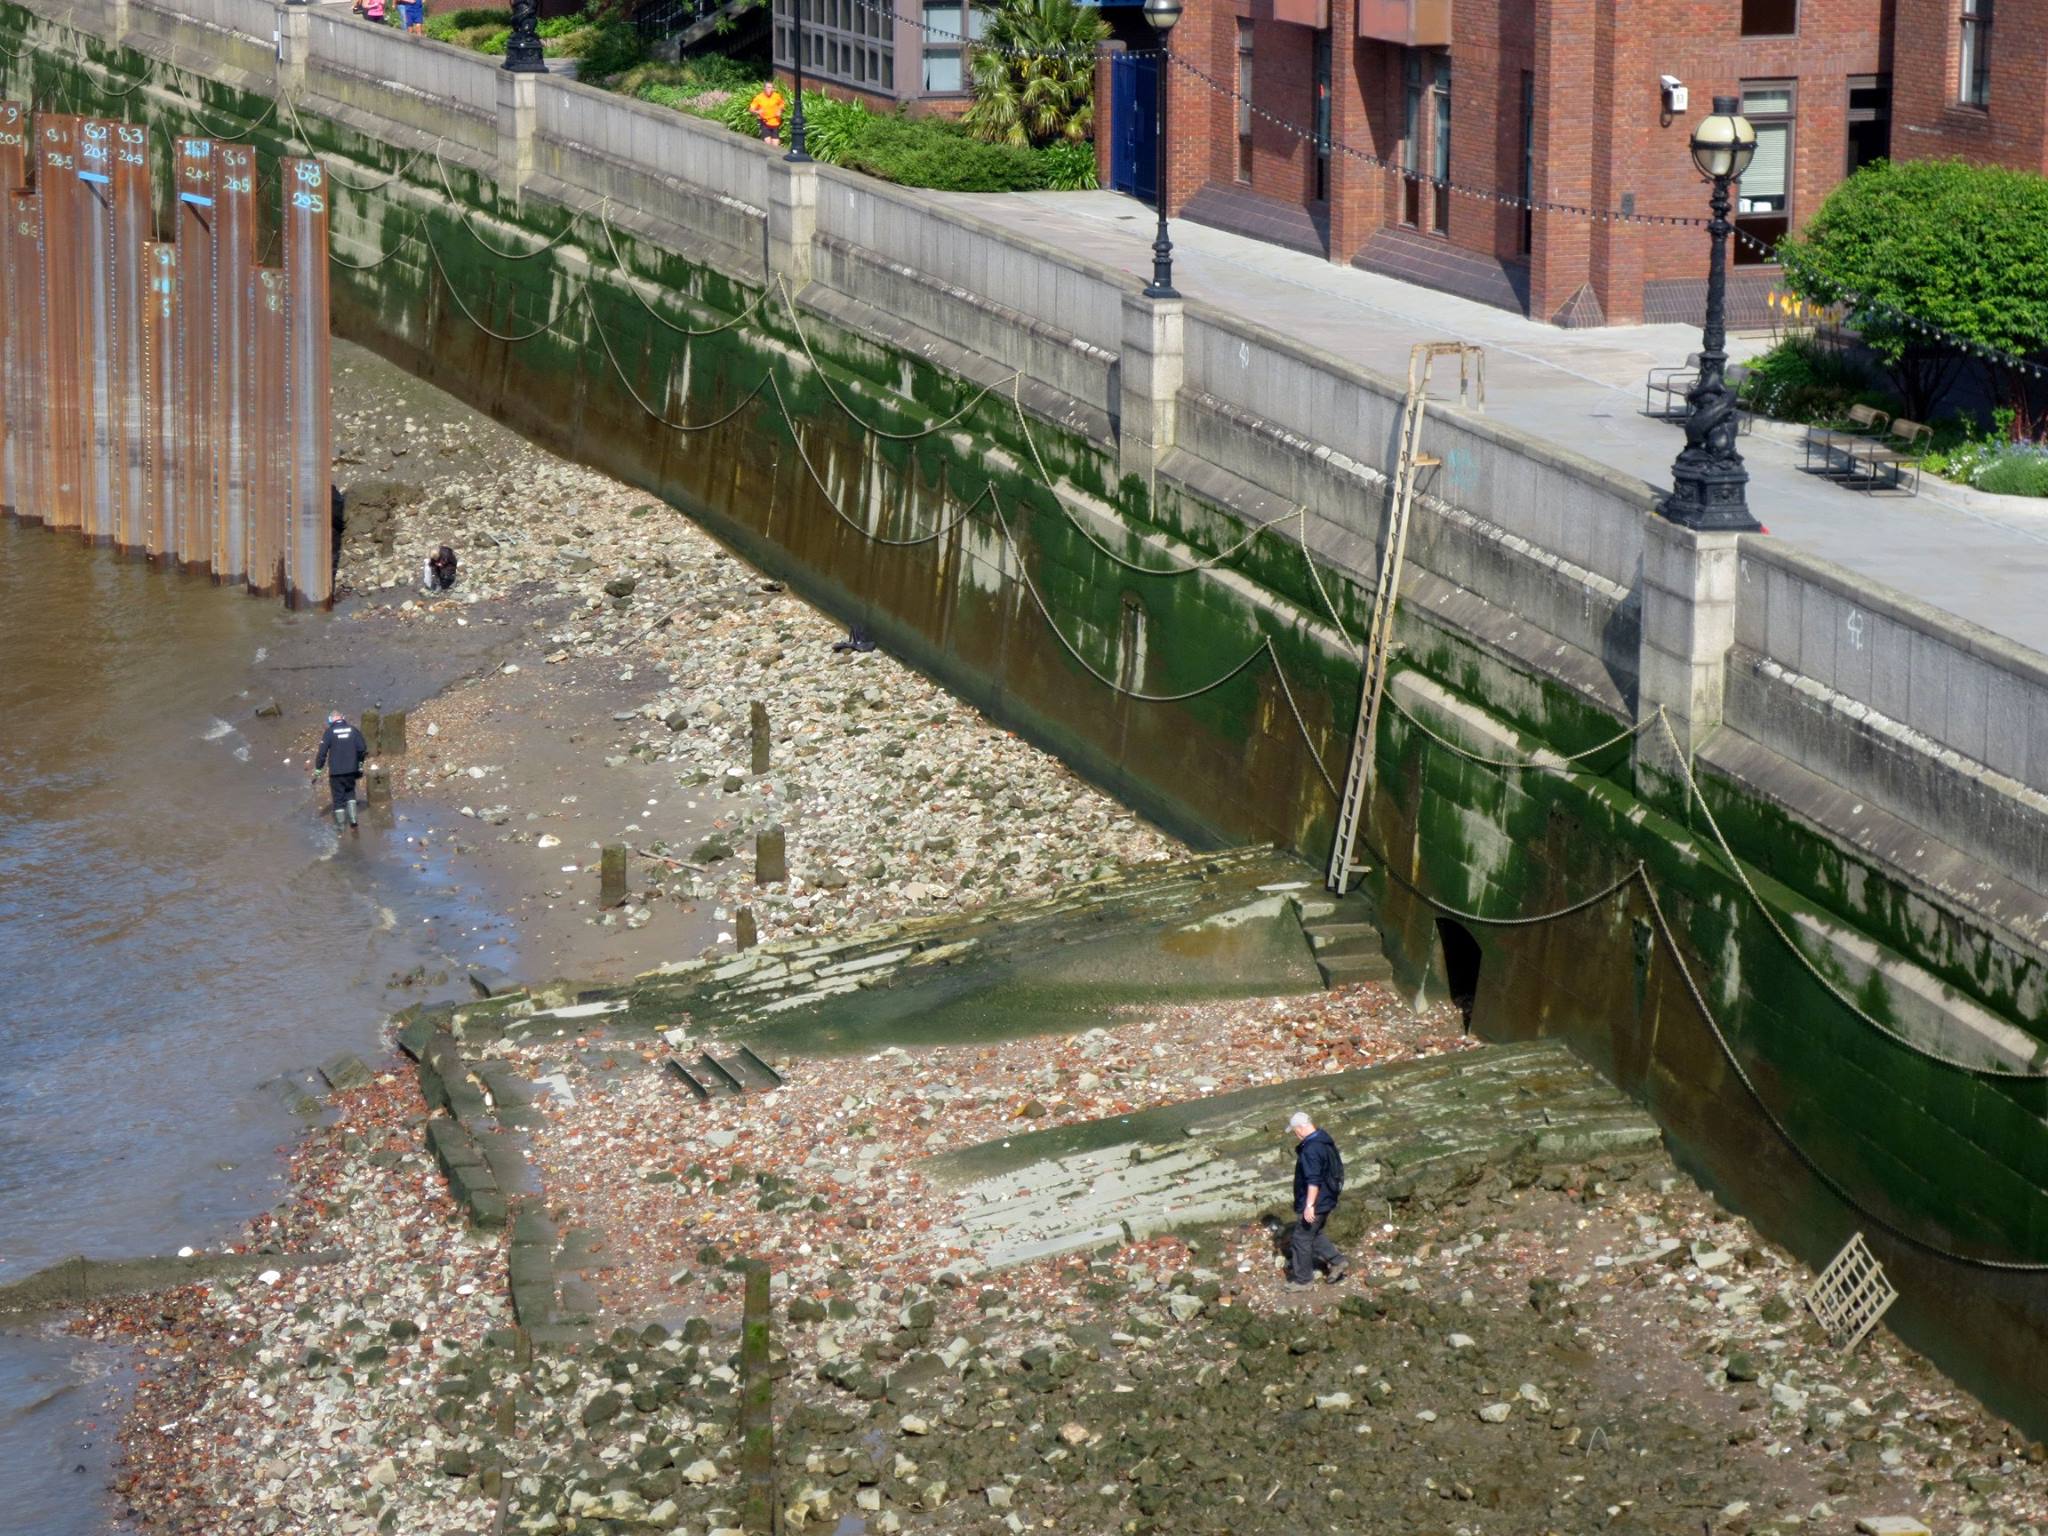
<box><xmin>775</xmin><ymin>0</ymin><xmax>894</xmax><ymax>96</ymax></box>
<box><xmin>1401</xmin><ymin>51</ymin><xmax>1423</xmax><ymax>227</ymax></box>
<box><xmin>1431</xmin><ymin>54</ymin><xmax>1451</xmax><ymax>234</ymax></box>
<box><xmin>1735</xmin><ymin>80</ymin><xmax>1793</xmax><ymax>265</ymax></box>
<box><xmin>921</xmin><ymin>1</ymin><xmax>985</xmax><ymax>94</ymax></box>
<box><xmin>1740</xmin><ymin>0</ymin><xmax>1798</xmax><ymax>36</ymax></box>
<box><xmin>1959</xmin><ymin>0</ymin><xmax>1992</xmax><ymax>107</ymax></box>
<box><xmin>1312</xmin><ymin>30</ymin><xmax>1331</xmax><ymax>202</ymax></box>
<box><xmin>1518</xmin><ymin>70</ymin><xmax>1534</xmax><ymax>253</ymax></box>
<box><xmin>1236</xmin><ymin>21</ymin><xmax>1253</xmax><ymax>183</ymax></box>
<box><xmin>1846</xmin><ymin>73</ymin><xmax>1891</xmax><ymax>172</ymax></box>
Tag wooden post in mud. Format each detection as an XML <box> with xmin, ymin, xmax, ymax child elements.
<box><xmin>735</xmin><ymin>906</ymin><xmax>758</xmax><ymax>951</ymax></box>
<box><xmin>750</xmin><ymin>701</ymin><xmax>770</xmax><ymax>775</ymax></box>
<box><xmin>383</xmin><ymin>708</ymin><xmax>408</xmax><ymax>755</ymax></box>
<box><xmin>600</xmin><ymin>844</ymin><xmax>628</xmax><ymax>908</ymax></box>
<box><xmin>755</xmin><ymin>827</ymin><xmax>787</xmax><ymax>887</ymax></box>
<box><xmin>359</xmin><ymin>707</ymin><xmax>382</xmax><ymax>757</ymax></box>
<box><xmin>739</xmin><ymin>1260</ymin><xmax>779</xmax><ymax>1534</ymax></box>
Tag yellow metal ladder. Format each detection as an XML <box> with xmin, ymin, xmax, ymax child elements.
<box><xmin>1325</xmin><ymin>341</ymin><xmax>1484</xmax><ymax>895</ymax></box>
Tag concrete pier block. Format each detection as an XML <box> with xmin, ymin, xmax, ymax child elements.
<box><xmin>767</xmin><ymin>158</ymin><xmax>818</xmax><ymax>287</ymax></box>
<box><xmin>600</xmin><ymin>843</ymin><xmax>628</xmax><ymax>908</ymax></box>
<box><xmin>364</xmin><ymin>765</ymin><xmax>392</xmax><ymax>803</ymax></box>
<box><xmin>1634</xmin><ymin>515</ymin><xmax>1744</xmax><ymax>804</ymax></box>
<box><xmin>1117</xmin><ymin>293</ymin><xmax>1185</xmax><ymax>483</ymax></box>
<box><xmin>755</xmin><ymin>826</ymin><xmax>787</xmax><ymax>886</ymax></box>
<box><xmin>495</xmin><ymin>69</ymin><xmax>538</xmax><ymax>202</ymax></box>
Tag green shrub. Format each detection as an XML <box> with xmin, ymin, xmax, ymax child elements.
<box><xmin>1035</xmin><ymin>138</ymin><xmax>1097</xmax><ymax>191</ymax></box>
<box><xmin>577</xmin><ymin>15</ymin><xmax>648</xmax><ymax>78</ymax></box>
<box><xmin>537</xmin><ymin>10</ymin><xmax>587</xmax><ymax>38</ymax></box>
<box><xmin>684</xmin><ymin>53</ymin><xmax>762</xmax><ymax>93</ymax></box>
<box><xmin>714</xmin><ymin>87</ymin><xmax>763</xmax><ymax>134</ymax></box>
<box><xmin>1972</xmin><ymin>449</ymin><xmax>2048</xmax><ymax>497</ymax></box>
<box><xmin>796</xmin><ymin>89</ymin><xmax>870</xmax><ymax>164</ymax></box>
<box><xmin>838</xmin><ymin>114</ymin><xmax>1046</xmax><ymax>192</ymax></box>
<box><xmin>478</xmin><ymin>25</ymin><xmax>511</xmax><ymax>52</ymax></box>
<box><xmin>424</xmin><ymin>5</ymin><xmax>509</xmax><ymax>38</ymax></box>
<box><xmin>1738</xmin><ymin>336</ymin><xmax>1893</xmax><ymax>425</ymax></box>
<box><xmin>1780</xmin><ymin>158</ymin><xmax>2048</xmax><ymax>420</ymax></box>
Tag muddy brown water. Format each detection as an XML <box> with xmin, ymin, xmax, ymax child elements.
<box><xmin>0</xmin><ymin>514</ymin><xmax>530</xmax><ymax>1532</ymax></box>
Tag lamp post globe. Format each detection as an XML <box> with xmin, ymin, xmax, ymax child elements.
<box><xmin>1142</xmin><ymin>0</ymin><xmax>1182</xmax><ymax>300</ymax></box>
<box><xmin>1661</xmin><ymin>95</ymin><xmax>1763</xmax><ymax>533</ymax></box>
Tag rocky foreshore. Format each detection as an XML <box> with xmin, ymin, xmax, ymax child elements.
<box><xmin>76</xmin><ymin>964</ymin><xmax>2048</xmax><ymax>1536</ymax></box>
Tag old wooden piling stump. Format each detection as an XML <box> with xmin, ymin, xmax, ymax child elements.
<box><xmin>750</xmin><ymin>700</ymin><xmax>770</xmax><ymax>775</ymax></box>
<box><xmin>382</xmin><ymin>708</ymin><xmax>408</xmax><ymax>755</ymax></box>
<box><xmin>735</xmin><ymin>906</ymin><xmax>758</xmax><ymax>950</ymax></box>
<box><xmin>739</xmin><ymin>1261</ymin><xmax>779</xmax><ymax>1534</ymax></box>
<box><xmin>364</xmin><ymin>765</ymin><xmax>392</xmax><ymax>804</ymax></box>
<box><xmin>600</xmin><ymin>844</ymin><xmax>628</xmax><ymax>908</ymax></box>
<box><xmin>359</xmin><ymin>708</ymin><xmax>382</xmax><ymax>757</ymax></box>
<box><xmin>756</xmin><ymin>826</ymin><xmax>787</xmax><ymax>886</ymax></box>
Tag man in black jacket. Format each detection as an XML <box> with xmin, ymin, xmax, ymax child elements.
<box><xmin>1287</xmin><ymin>1112</ymin><xmax>1347</xmax><ymax>1287</ymax></box>
<box><xmin>312</xmin><ymin>711</ymin><xmax>366</xmax><ymax>832</ymax></box>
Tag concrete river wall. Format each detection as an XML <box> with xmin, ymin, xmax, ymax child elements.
<box><xmin>8</xmin><ymin>0</ymin><xmax>2046</xmax><ymax>1431</ymax></box>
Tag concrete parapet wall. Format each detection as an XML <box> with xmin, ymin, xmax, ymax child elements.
<box><xmin>534</xmin><ymin>78</ymin><xmax>771</xmax><ymax>226</ymax></box>
<box><xmin>1736</xmin><ymin>539</ymin><xmax>2048</xmax><ymax>891</ymax></box>
<box><xmin>815</xmin><ymin>173</ymin><xmax>1130</xmax><ymax>361</ymax></box>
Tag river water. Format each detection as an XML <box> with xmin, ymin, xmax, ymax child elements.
<box><xmin>0</xmin><ymin>515</ymin><xmax>519</xmax><ymax>1532</ymax></box>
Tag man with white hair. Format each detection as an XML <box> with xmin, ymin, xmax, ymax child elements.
<box><xmin>1287</xmin><ymin>1111</ymin><xmax>1347</xmax><ymax>1287</ymax></box>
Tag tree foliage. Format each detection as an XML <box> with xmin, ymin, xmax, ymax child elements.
<box><xmin>1777</xmin><ymin>158</ymin><xmax>2048</xmax><ymax>424</ymax></box>
<box><xmin>962</xmin><ymin>0</ymin><xmax>1108</xmax><ymax>149</ymax></box>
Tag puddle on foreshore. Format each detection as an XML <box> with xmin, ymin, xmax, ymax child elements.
<box><xmin>0</xmin><ymin>515</ymin><xmax>529</xmax><ymax>1534</ymax></box>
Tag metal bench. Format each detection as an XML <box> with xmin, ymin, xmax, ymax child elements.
<box><xmin>1804</xmin><ymin>403</ymin><xmax>1890</xmax><ymax>474</ymax></box>
<box><xmin>1854</xmin><ymin>418</ymin><xmax>1933</xmax><ymax>494</ymax></box>
<box><xmin>1644</xmin><ymin>353</ymin><xmax>1702</xmax><ymax>420</ymax></box>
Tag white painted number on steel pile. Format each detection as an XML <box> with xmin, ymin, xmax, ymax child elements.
<box><xmin>291</xmin><ymin>161</ymin><xmax>324</xmax><ymax>214</ymax></box>
<box><xmin>1846</xmin><ymin>611</ymin><xmax>1865</xmax><ymax>650</ymax></box>
<box><xmin>1239</xmin><ymin>342</ymin><xmax>1250</xmax><ymax>368</ymax></box>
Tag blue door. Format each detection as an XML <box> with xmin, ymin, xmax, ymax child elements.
<box><xmin>1111</xmin><ymin>52</ymin><xmax>1158</xmax><ymax>205</ymax></box>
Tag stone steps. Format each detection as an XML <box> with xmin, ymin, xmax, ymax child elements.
<box><xmin>930</xmin><ymin>1040</ymin><xmax>1662</xmax><ymax>1270</ymax></box>
<box><xmin>1298</xmin><ymin>893</ymin><xmax>1394</xmax><ymax>990</ymax></box>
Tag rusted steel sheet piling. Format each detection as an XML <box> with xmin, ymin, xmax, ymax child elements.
<box><xmin>213</xmin><ymin>141</ymin><xmax>257</xmax><ymax>583</ymax></box>
<box><xmin>140</xmin><ymin>242</ymin><xmax>178</xmax><ymax>564</ymax></box>
<box><xmin>173</xmin><ymin>136</ymin><xmax>217</xmax><ymax>573</ymax></box>
<box><xmin>0</xmin><ymin>114</ymin><xmax>329</xmax><ymax>606</ymax></box>
<box><xmin>6</xmin><ymin>192</ymin><xmax>45</xmax><ymax>529</ymax></box>
<box><xmin>282</xmin><ymin>156</ymin><xmax>331</xmax><ymax>609</ymax></box>
<box><xmin>0</xmin><ymin>102</ymin><xmax>27</xmax><ymax>517</ymax></box>
<box><xmin>112</xmin><ymin>120</ymin><xmax>148</xmax><ymax>553</ymax></box>
<box><xmin>248</xmin><ymin>267</ymin><xmax>287</xmax><ymax>596</ymax></box>
<box><xmin>37</xmin><ymin>114</ymin><xmax>85</xmax><ymax>534</ymax></box>
<box><xmin>79</xmin><ymin>118</ymin><xmax>118</xmax><ymax>545</ymax></box>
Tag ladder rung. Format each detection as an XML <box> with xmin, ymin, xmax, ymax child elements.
<box><xmin>1412</xmin><ymin>454</ymin><xmax>1442</xmax><ymax>468</ymax></box>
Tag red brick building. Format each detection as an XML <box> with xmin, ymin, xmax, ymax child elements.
<box><xmin>1099</xmin><ymin>0</ymin><xmax>2048</xmax><ymax>326</ymax></box>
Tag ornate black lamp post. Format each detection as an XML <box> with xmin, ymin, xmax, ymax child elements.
<box><xmin>503</xmin><ymin>0</ymin><xmax>546</xmax><ymax>73</ymax></box>
<box><xmin>1661</xmin><ymin>96</ymin><xmax>1761</xmax><ymax>531</ymax></box>
<box><xmin>786</xmin><ymin>0</ymin><xmax>811</xmax><ymax>161</ymax></box>
<box><xmin>1142</xmin><ymin>0</ymin><xmax>1181</xmax><ymax>300</ymax></box>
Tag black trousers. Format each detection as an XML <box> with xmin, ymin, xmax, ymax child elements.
<box><xmin>328</xmin><ymin>772</ymin><xmax>361</xmax><ymax>811</ymax></box>
<box><xmin>1288</xmin><ymin>1209</ymin><xmax>1342</xmax><ymax>1283</ymax></box>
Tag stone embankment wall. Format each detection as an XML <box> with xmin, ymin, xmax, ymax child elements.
<box><xmin>8</xmin><ymin>0</ymin><xmax>2047</xmax><ymax>1433</ymax></box>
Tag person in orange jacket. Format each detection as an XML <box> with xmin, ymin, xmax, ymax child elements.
<box><xmin>749</xmin><ymin>82</ymin><xmax>787</xmax><ymax>145</ymax></box>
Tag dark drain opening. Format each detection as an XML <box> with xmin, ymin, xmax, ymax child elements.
<box><xmin>1436</xmin><ymin>917</ymin><xmax>1482</xmax><ymax>1029</ymax></box>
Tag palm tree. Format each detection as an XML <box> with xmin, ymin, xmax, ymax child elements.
<box><xmin>962</xmin><ymin>0</ymin><xmax>1109</xmax><ymax>149</ymax></box>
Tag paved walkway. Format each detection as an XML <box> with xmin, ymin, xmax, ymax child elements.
<box><xmin>935</xmin><ymin>189</ymin><xmax>2048</xmax><ymax>656</ymax></box>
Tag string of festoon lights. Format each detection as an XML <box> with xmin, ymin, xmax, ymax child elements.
<box><xmin>835</xmin><ymin>0</ymin><xmax>2048</xmax><ymax>382</ymax></box>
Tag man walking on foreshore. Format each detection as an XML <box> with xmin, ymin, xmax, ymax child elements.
<box><xmin>312</xmin><ymin>710</ymin><xmax>366</xmax><ymax>834</ymax></box>
<box><xmin>1287</xmin><ymin>1111</ymin><xmax>1347</xmax><ymax>1288</ymax></box>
